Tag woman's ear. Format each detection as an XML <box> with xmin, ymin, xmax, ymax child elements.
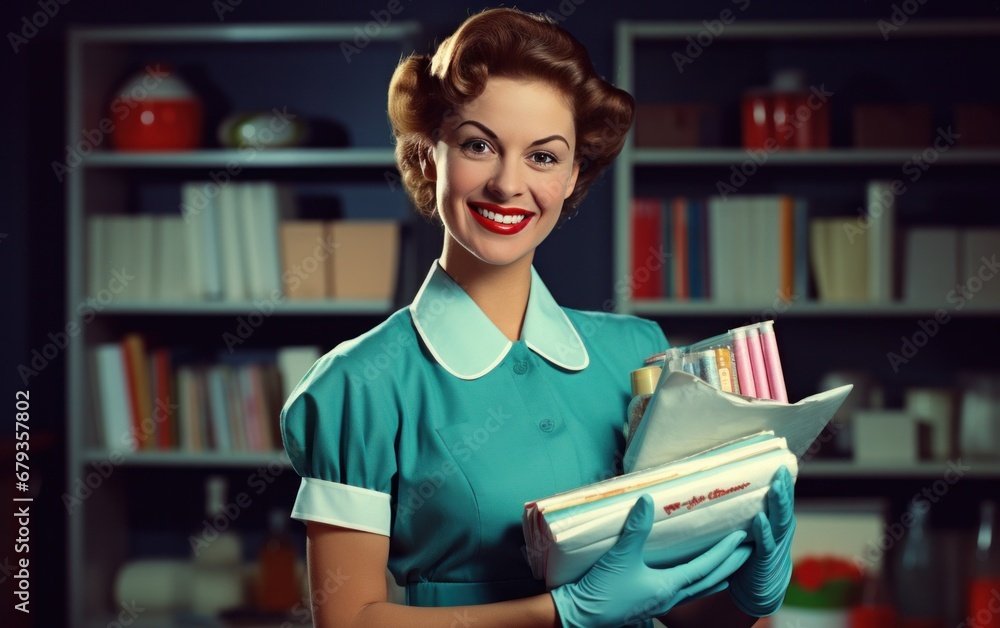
<box><xmin>564</xmin><ymin>160</ymin><xmax>581</xmax><ymax>201</ymax></box>
<box><xmin>419</xmin><ymin>145</ymin><xmax>437</xmax><ymax>182</ymax></box>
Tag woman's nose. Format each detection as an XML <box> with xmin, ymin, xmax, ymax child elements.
<box><xmin>486</xmin><ymin>159</ymin><xmax>525</xmax><ymax>201</ymax></box>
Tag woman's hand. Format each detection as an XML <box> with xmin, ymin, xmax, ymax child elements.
<box><xmin>727</xmin><ymin>465</ymin><xmax>796</xmax><ymax>616</ymax></box>
<box><xmin>550</xmin><ymin>494</ymin><xmax>752</xmax><ymax>628</ymax></box>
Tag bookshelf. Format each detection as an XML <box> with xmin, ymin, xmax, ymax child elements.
<box><xmin>65</xmin><ymin>22</ymin><xmax>421</xmax><ymax>628</ymax></box>
<box><xmin>611</xmin><ymin>12</ymin><xmax>1000</xmax><ymax>549</ymax></box>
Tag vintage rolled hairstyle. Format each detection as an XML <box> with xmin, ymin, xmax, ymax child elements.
<box><xmin>387</xmin><ymin>7</ymin><xmax>635</xmax><ymax>222</ymax></box>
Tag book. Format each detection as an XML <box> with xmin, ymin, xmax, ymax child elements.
<box><xmin>154</xmin><ymin>216</ymin><xmax>191</xmax><ymax>301</ymax></box>
<box><xmin>181</xmin><ymin>182</ymin><xmax>223</xmax><ymax>300</ymax></box>
<box><xmin>122</xmin><ymin>333</ymin><xmax>154</xmax><ymax>450</ymax></box>
<box><xmin>961</xmin><ymin>229</ymin><xmax>1000</xmax><ymax>306</ymax></box>
<box><xmin>670</xmin><ymin>197</ymin><xmax>688</xmax><ymax>300</ymax></box>
<box><xmin>328</xmin><ymin>220</ymin><xmax>400</xmax><ymax>300</ymax></box>
<box><xmin>630</xmin><ymin>198</ymin><xmax>663</xmax><ymax>299</ymax></box>
<box><xmin>220</xmin><ymin>184</ymin><xmax>248</xmax><ymax>301</ymax></box>
<box><xmin>866</xmin><ymin>180</ymin><xmax>896</xmax><ymax>303</ymax></box>
<box><xmin>280</xmin><ymin>221</ymin><xmax>329</xmax><ymax>299</ymax></box>
<box><xmin>94</xmin><ymin>343</ymin><xmax>136</xmax><ymax>453</ymax></box>
<box><xmin>903</xmin><ymin>228</ymin><xmax>959</xmax><ymax>304</ymax></box>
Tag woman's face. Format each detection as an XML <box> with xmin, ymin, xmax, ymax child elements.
<box><xmin>423</xmin><ymin>76</ymin><xmax>580</xmax><ymax>268</ymax></box>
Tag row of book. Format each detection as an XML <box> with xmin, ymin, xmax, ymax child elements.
<box><xmin>630</xmin><ymin>194</ymin><xmax>808</xmax><ymax>303</ymax></box>
<box><xmin>630</xmin><ymin>181</ymin><xmax>1000</xmax><ymax>305</ymax></box>
<box><xmin>88</xmin><ymin>333</ymin><xmax>322</xmax><ymax>453</ymax></box>
<box><xmin>87</xmin><ymin>181</ymin><xmax>400</xmax><ymax>303</ymax></box>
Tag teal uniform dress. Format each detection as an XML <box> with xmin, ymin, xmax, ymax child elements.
<box><xmin>281</xmin><ymin>260</ymin><xmax>668</xmax><ymax>622</ymax></box>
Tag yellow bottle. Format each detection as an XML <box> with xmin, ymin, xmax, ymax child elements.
<box><xmin>624</xmin><ymin>365</ymin><xmax>661</xmax><ymax>448</ymax></box>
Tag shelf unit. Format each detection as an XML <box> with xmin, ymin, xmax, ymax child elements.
<box><xmin>610</xmin><ymin>12</ymin><xmax>1000</xmax><ymax>521</ymax></box>
<box><xmin>613</xmin><ymin>18</ymin><xmax>1000</xmax><ymax>316</ymax></box>
<box><xmin>65</xmin><ymin>22</ymin><xmax>421</xmax><ymax>628</ymax></box>
<box><xmin>612</xmin><ymin>23</ymin><xmax>1000</xmax><ymax>623</ymax></box>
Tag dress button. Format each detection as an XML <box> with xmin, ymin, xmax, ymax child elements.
<box><xmin>513</xmin><ymin>361</ymin><xmax>529</xmax><ymax>375</ymax></box>
<box><xmin>539</xmin><ymin>418</ymin><xmax>555</xmax><ymax>432</ymax></box>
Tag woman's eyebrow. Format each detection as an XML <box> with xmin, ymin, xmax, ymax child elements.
<box><xmin>456</xmin><ymin>120</ymin><xmax>570</xmax><ymax>149</ymax></box>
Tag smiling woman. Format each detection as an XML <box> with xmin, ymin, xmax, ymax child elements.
<box><xmin>279</xmin><ymin>7</ymin><xmax>773</xmax><ymax>628</ymax></box>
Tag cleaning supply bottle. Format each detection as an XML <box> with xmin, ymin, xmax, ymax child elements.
<box><xmin>968</xmin><ymin>500</ymin><xmax>1000</xmax><ymax>628</ymax></box>
<box><xmin>257</xmin><ymin>508</ymin><xmax>301</xmax><ymax>612</ymax></box>
<box><xmin>624</xmin><ymin>365</ymin><xmax>661</xmax><ymax>448</ymax></box>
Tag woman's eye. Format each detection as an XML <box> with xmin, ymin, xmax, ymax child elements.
<box><xmin>460</xmin><ymin>140</ymin><xmax>491</xmax><ymax>155</ymax></box>
<box><xmin>531</xmin><ymin>152</ymin><xmax>557</xmax><ymax>165</ymax></box>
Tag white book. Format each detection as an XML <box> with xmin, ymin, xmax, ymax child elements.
<box><xmin>94</xmin><ymin>343</ymin><xmax>136</xmax><ymax>453</ymax></box>
<box><xmin>277</xmin><ymin>346</ymin><xmax>322</xmax><ymax>401</ymax></box>
<box><xmin>87</xmin><ymin>216</ymin><xmax>107</xmax><ymax>299</ymax></box>
<box><xmin>181</xmin><ymin>183</ymin><xmax>223</xmax><ymax>300</ymax></box>
<box><xmin>154</xmin><ymin>216</ymin><xmax>191</xmax><ymax>301</ymax></box>
<box><xmin>240</xmin><ymin>182</ymin><xmax>266</xmax><ymax>299</ymax></box>
<box><xmin>961</xmin><ymin>229</ymin><xmax>1000</xmax><ymax>306</ymax></box>
<box><xmin>255</xmin><ymin>182</ymin><xmax>285</xmax><ymax>297</ymax></box>
<box><xmin>206</xmin><ymin>367</ymin><xmax>232</xmax><ymax>452</ymax></box>
<box><xmin>750</xmin><ymin>196</ymin><xmax>782</xmax><ymax>305</ymax></box>
<box><xmin>707</xmin><ymin>197</ymin><xmax>734</xmax><ymax>303</ymax></box>
<box><xmin>219</xmin><ymin>184</ymin><xmax>248</xmax><ymax>301</ymax></box>
<box><xmin>133</xmin><ymin>216</ymin><xmax>155</xmax><ymax>301</ymax></box>
<box><xmin>104</xmin><ymin>217</ymin><xmax>138</xmax><ymax>302</ymax></box>
<box><xmin>866</xmin><ymin>180</ymin><xmax>896</xmax><ymax>303</ymax></box>
<box><xmin>903</xmin><ymin>228</ymin><xmax>959</xmax><ymax>305</ymax></box>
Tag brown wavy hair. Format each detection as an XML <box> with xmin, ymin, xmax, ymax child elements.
<box><xmin>387</xmin><ymin>7</ymin><xmax>634</xmax><ymax>223</ymax></box>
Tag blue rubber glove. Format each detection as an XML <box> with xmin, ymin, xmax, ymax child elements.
<box><xmin>551</xmin><ymin>494</ymin><xmax>752</xmax><ymax>628</ymax></box>
<box><xmin>728</xmin><ymin>465</ymin><xmax>796</xmax><ymax>617</ymax></box>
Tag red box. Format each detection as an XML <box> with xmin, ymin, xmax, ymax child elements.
<box><xmin>853</xmin><ymin>104</ymin><xmax>932</xmax><ymax>148</ymax></box>
<box><xmin>634</xmin><ymin>104</ymin><xmax>721</xmax><ymax>148</ymax></box>
<box><xmin>955</xmin><ymin>104</ymin><xmax>1000</xmax><ymax>147</ymax></box>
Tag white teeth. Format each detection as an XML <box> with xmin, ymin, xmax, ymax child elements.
<box><xmin>476</xmin><ymin>206</ymin><xmax>525</xmax><ymax>224</ymax></box>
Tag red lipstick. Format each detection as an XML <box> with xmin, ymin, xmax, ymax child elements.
<box><xmin>468</xmin><ymin>202</ymin><xmax>534</xmax><ymax>235</ymax></box>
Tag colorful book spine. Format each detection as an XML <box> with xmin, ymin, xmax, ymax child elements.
<box><xmin>779</xmin><ymin>195</ymin><xmax>795</xmax><ymax>302</ymax></box>
<box><xmin>672</xmin><ymin>197</ymin><xmax>689</xmax><ymax>300</ymax></box>
<box><xmin>631</xmin><ymin>198</ymin><xmax>664</xmax><ymax>299</ymax></box>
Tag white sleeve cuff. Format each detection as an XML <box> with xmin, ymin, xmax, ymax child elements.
<box><xmin>290</xmin><ymin>476</ymin><xmax>391</xmax><ymax>536</ymax></box>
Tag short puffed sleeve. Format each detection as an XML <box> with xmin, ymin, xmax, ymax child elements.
<box><xmin>279</xmin><ymin>349</ymin><xmax>399</xmax><ymax>536</ymax></box>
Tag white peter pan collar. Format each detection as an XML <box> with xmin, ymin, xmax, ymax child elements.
<box><xmin>408</xmin><ymin>260</ymin><xmax>590</xmax><ymax>380</ymax></box>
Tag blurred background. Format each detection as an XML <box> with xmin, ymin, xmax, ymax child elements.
<box><xmin>2</xmin><ymin>0</ymin><xmax>1000</xmax><ymax>627</ymax></box>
